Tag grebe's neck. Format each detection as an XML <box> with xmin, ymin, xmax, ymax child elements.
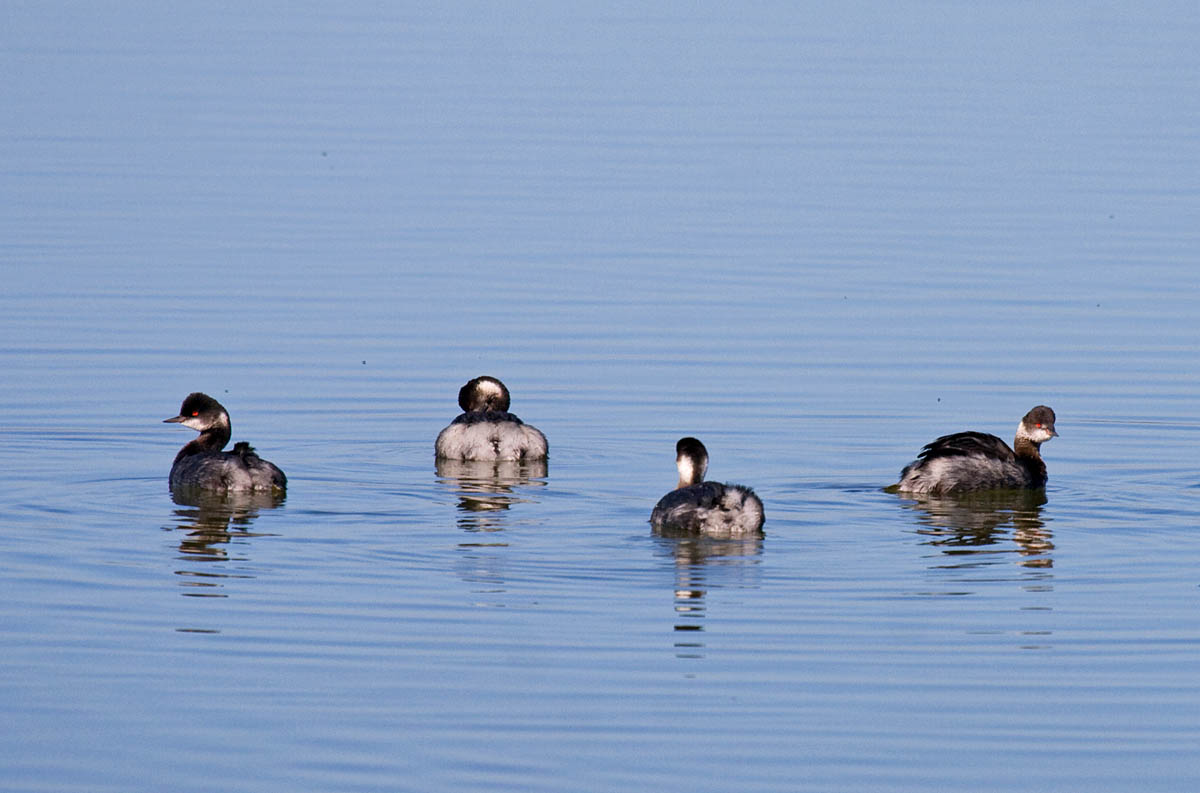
<box><xmin>1013</xmin><ymin>436</ymin><xmax>1040</xmax><ymax>458</ymax></box>
<box><xmin>1013</xmin><ymin>422</ymin><xmax>1043</xmax><ymax>460</ymax></box>
<box><xmin>676</xmin><ymin>453</ymin><xmax>707</xmax><ymax>488</ymax></box>
<box><xmin>176</xmin><ymin>416</ymin><xmax>230</xmax><ymax>461</ymax></box>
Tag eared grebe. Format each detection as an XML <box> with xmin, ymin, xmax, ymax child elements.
<box><xmin>650</xmin><ymin>437</ymin><xmax>764</xmax><ymax>537</ymax></box>
<box><xmin>434</xmin><ymin>376</ymin><xmax>548</xmax><ymax>462</ymax></box>
<box><xmin>894</xmin><ymin>405</ymin><xmax>1057</xmax><ymax>495</ymax></box>
<box><xmin>163</xmin><ymin>392</ymin><xmax>286</xmax><ymax>493</ymax></box>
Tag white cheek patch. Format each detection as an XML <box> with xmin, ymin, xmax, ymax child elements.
<box><xmin>1017</xmin><ymin>421</ymin><xmax>1056</xmax><ymax>445</ymax></box>
<box><xmin>676</xmin><ymin>455</ymin><xmax>706</xmax><ymax>486</ymax></box>
<box><xmin>677</xmin><ymin>456</ymin><xmax>695</xmax><ymax>486</ymax></box>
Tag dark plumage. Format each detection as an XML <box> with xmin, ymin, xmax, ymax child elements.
<box><xmin>457</xmin><ymin>376</ymin><xmax>512</xmax><ymax>413</ymax></box>
<box><xmin>163</xmin><ymin>392</ymin><xmax>286</xmax><ymax>493</ymax></box>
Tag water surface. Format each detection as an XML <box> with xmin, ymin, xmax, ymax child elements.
<box><xmin>3</xmin><ymin>3</ymin><xmax>1199</xmax><ymax>792</ymax></box>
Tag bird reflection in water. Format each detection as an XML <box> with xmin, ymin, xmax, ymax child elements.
<box><xmin>898</xmin><ymin>489</ymin><xmax>1053</xmax><ymax>571</ymax></box>
<box><xmin>167</xmin><ymin>487</ymin><xmax>284</xmax><ymax>598</ymax></box>
<box><xmin>434</xmin><ymin>458</ymin><xmax>548</xmax><ymax>536</ymax></box>
<box><xmin>652</xmin><ymin>523</ymin><xmax>764</xmax><ymax>661</ymax></box>
<box><xmin>436</xmin><ymin>459</ymin><xmax>549</xmax><ymax>608</ymax></box>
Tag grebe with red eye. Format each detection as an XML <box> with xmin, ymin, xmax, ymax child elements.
<box><xmin>893</xmin><ymin>405</ymin><xmax>1058</xmax><ymax>495</ymax></box>
<box><xmin>434</xmin><ymin>376</ymin><xmax>548</xmax><ymax>462</ymax></box>
<box><xmin>650</xmin><ymin>437</ymin><xmax>764</xmax><ymax>537</ymax></box>
<box><xmin>163</xmin><ymin>392</ymin><xmax>286</xmax><ymax>492</ymax></box>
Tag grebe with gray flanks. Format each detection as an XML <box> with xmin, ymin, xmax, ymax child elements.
<box><xmin>164</xmin><ymin>392</ymin><xmax>286</xmax><ymax>492</ymax></box>
<box><xmin>434</xmin><ymin>376</ymin><xmax>548</xmax><ymax>462</ymax></box>
<box><xmin>894</xmin><ymin>405</ymin><xmax>1057</xmax><ymax>495</ymax></box>
<box><xmin>650</xmin><ymin>437</ymin><xmax>764</xmax><ymax>537</ymax></box>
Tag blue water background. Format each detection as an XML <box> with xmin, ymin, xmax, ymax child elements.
<box><xmin>2</xmin><ymin>3</ymin><xmax>1199</xmax><ymax>792</ymax></box>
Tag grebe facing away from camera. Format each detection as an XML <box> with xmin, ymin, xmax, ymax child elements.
<box><xmin>163</xmin><ymin>392</ymin><xmax>286</xmax><ymax>492</ymax></box>
<box><xmin>894</xmin><ymin>405</ymin><xmax>1057</xmax><ymax>496</ymax></box>
<box><xmin>434</xmin><ymin>376</ymin><xmax>548</xmax><ymax>462</ymax></box>
<box><xmin>650</xmin><ymin>437</ymin><xmax>764</xmax><ymax>537</ymax></box>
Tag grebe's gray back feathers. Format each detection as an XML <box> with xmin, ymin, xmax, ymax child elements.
<box><xmin>230</xmin><ymin>441</ymin><xmax>287</xmax><ymax>490</ymax></box>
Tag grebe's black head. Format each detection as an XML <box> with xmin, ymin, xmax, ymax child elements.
<box><xmin>674</xmin><ymin>436</ymin><xmax>709</xmax><ymax>487</ymax></box>
<box><xmin>1019</xmin><ymin>405</ymin><xmax>1058</xmax><ymax>445</ymax></box>
<box><xmin>458</xmin><ymin>376</ymin><xmax>511</xmax><ymax>413</ymax></box>
<box><xmin>164</xmin><ymin>392</ymin><xmax>229</xmax><ymax>433</ymax></box>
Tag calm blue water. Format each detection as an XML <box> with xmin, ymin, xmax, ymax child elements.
<box><xmin>3</xmin><ymin>3</ymin><xmax>1199</xmax><ymax>792</ymax></box>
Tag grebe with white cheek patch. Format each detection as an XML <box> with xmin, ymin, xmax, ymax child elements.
<box><xmin>894</xmin><ymin>405</ymin><xmax>1058</xmax><ymax>496</ymax></box>
<box><xmin>163</xmin><ymin>392</ymin><xmax>286</xmax><ymax>493</ymax></box>
<box><xmin>650</xmin><ymin>437</ymin><xmax>764</xmax><ymax>537</ymax></box>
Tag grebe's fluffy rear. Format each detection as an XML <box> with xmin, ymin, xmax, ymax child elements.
<box><xmin>434</xmin><ymin>376</ymin><xmax>548</xmax><ymax>462</ymax></box>
<box><xmin>650</xmin><ymin>437</ymin><xmax>764</xmax><ymax>537</ymax></box>
<box><xmin>894</xmin><ymin>405</ymin><xmax>1057</xmax><ymax>496</ymax></box>
<box><xmin>163</xmin><ymin>392</ymin><xmax>286</xmax><ymax>493</ymax></box>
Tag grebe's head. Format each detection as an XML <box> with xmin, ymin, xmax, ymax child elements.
<box><xmin>674</xmin><ymin>436</ymin><xmax>709</xmax><ymax>488</ymax></box>
<box><xmin>164</xmin><ymin>392</ymin><xmax>230</xmax><ymax>433</ymax></box>
<box><xmin>458</xmin><ymin>376</ymin><xmax>512</xmax><ymax>413</ymax></box>
<box><xmin>1018</xmin><ymin>405</ymin><xmax>1058</xmax><ymax>445</ymax></box>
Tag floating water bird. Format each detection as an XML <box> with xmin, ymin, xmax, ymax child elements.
<box><xmin>650</xmin><ymin>437</ymin><xmax>764</xmax><ymax>537</ymax></box>
<box><xmin>894</xmin><ymin>405</ymin><xmax>1057</xmax><ymax>495</ymax></box>
<box><xmin>164</xmin><ymin>392</ymin><xmax>286</xmax><ymax>493</ymax></box>
<box><xmin>434</xmin><ymin>376</ymin><xmax>548</xmax><ymax>462</ymax></box>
